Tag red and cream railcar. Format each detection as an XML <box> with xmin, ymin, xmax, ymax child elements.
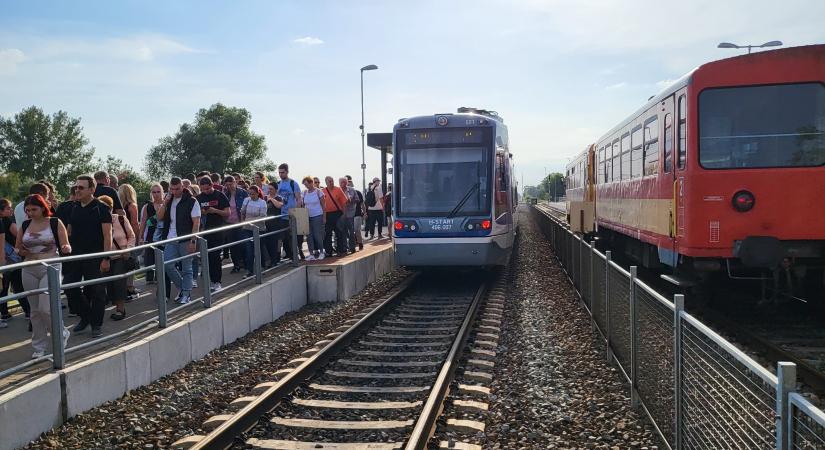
<box><xmin>569</xmin><ymin>45</ymin><xmax>825</xmax><ymax>276</ymax></box>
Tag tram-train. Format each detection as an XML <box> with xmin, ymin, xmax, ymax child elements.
<box><xmin>392</xmin><ymin>107</ymin><xmax>518</xmax><ymax>266</ymax></box>
<box><xmin>565</xmin><ymin>45</ymin><xmax>825</xmax><ymax>289</ymax></box>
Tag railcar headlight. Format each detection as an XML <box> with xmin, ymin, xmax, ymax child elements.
<box><xmin>732</xmin><ymin>190</ymin><xmax>755</xmax><ymax>212</ymax></box>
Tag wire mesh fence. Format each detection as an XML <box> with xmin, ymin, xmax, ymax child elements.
<box><xmin>635</xmin><ymin>279</ymin><xmax>676</xmax><ymax>447</ymax></box>
<box><xmin>789</xmin><ymin>393</ymin><xmax>825</xmax><ymax>449</ymax></box>
<box><xmin>528</xmin><ymin>204</ymin><xmax>825</xmax><ymax>450</ymax></box>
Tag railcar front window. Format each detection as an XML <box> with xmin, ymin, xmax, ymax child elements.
<box><xmin>398</xmin><ymin>146</ymin><xmax>490</xmax><ymax>216</ymax></box>
<box><xmin>699</xmin><ymin>83</ymin><xmax>825</xmax><ymax>168</ymax></box>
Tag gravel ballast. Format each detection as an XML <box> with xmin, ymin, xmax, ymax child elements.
<box><xmin>485</xmin><ymin>209</ymin><xmax>660</xmax><ymax>449</ymax></box>
<box><xmin>24</xmin><ymin>268</ymin><xmax>412</xmax><ymax>450</ymax></box>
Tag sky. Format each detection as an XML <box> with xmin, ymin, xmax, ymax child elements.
<box><xmin>1</xmin><ymin>0</ymin><xmax>824</xmax><ymax>189</ymax></box>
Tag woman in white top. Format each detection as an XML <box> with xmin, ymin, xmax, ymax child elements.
<box><xmin>240</xmin><ymin>186</ymin><xmax>268</xmax><ymax>277</ymax></box>
<box><xmin>16</xmin><ymin>194</ymin><xmax>71</xmax><ymax>358</ymax></box>
<box><xmin>98</xmin><ymin>195</ymin><xmax>135</xmax><ymax>321</ymax></box>
<box><xmin>301</xmin><ymin>176</ymin><xmax>326</xmax><ymax>260</ymax></box>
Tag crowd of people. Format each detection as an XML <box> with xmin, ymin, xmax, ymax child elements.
<box><xmin>0</xmin><ymin>164</ymin><xmax>393</xmax><ymax>358</ymax></box>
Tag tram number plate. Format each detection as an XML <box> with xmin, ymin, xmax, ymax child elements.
<box><xmin>428</xmin><ymin>219</ymin><xmax>455</xmax><ymax>231</ymax></box>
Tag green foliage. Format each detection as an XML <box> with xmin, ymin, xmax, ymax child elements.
<box><xmin>0</xmin><ymin>172</ymin><xmax>30</xmax><ymax>202</ymax></box>
<box><xmin>538</xmin><ymin>172</ymin><xmax>565</xmax><ymax>201</ymax></box>
<box><xmin>144</xmin><ymin>103</ymin><xmax>273</xmax><ymax>180</ymax></box>
<box><xmin>0</xmin><ymin>106</ymin><xmax>96</xmax><ymax>197</ymax></box>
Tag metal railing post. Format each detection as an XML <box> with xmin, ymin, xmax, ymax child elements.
<box><xmin>674</xmin><ymin>293</ymin><xmax>685</xmax><ymax>450</ymax></box>
<box><xmin>46</xmin><ymin>263</ymin><xmax>65</xmax><ymax>369</ymax></box>
<box><xmin>579</xmin><ymin>238</ymin><xmax>584</xmax><ymax>296</ymax></box>
<box><xmin>154</xmin><ymin>246</ymin><xmax>167</xmax><ymax>328</ymax></box>
<box><xmin>590</xmin><ymin>240</ymin><xmax>597</xmax><ymax>332</ymax></box>
<box><xmin>252</xmin><ymin>225</ymin><xmax>263</xmax><ymax>284</ymax></box>
<box><xmin>289</xmin><ymin>215</ymin><xmax>299</xmax><ymax>265</ymax></box>
<box><xmin>198</xmin><ymin>237</ymin><xmax>211</xmax><ymax>307</ymax></box>
<box><xmin>605</xmin><ymin>250</ymin><xmax>612</xmax><ymax>362</ymax></box>
<box><xmin>776</xmin><ymin>361</ymin><xmax>797</xmax><ymax>450</ymax></box>
<box><xmin>629</xmin><ymin>265</ymin><xmax>639</xmax><ymax>408</ymax></box>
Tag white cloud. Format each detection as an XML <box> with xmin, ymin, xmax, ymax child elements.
<box><xmin>292</xmin><ymin>36</ymin><xmax>324</xmax><ymax>46</ymax></box>
<box><xmin>30</xmin><ymin>34</ymin><xmax>198</xmax><ymax>63</ymax></box>
<box><xmin>605</xmin><ymin>82</ymin><xmax>627</xmax><ymax>90</ymax></box>
<box><xmin>0</xmin><ymin>48</ymin><xmax>25</xmax><ymax>74</ymax></box>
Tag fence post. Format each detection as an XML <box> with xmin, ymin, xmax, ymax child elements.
<box><xmin>579</xmin><ymin>238</ymin><xmax>584</xmax><ymax>296</ymax></box>
<box><xmin>674</xmin><ymin>293</ymin><xmax>685</xmax><ymax>450</ymax></box>
<box><xmin>776</xmin><ymin>361</ymin><xmax>797</xmax><ymax>450</ymax></box>
<box><xmin>46</xmin><ymin>263</ymin><xmax>65</xmax><ymax>369</ymax></box>
<box><xmin>590</xmin><ymin>241</ymin><xmax>597</xmax><ymax>333</ymax></box>
<box><xmin>605</xmin><ymin>250</ymin><xmax>612</xmax><ymax>362</ymax></box>
<box><xmin>198</xmin><ymin>237</ymin><xmax>211</xmax><ymax>307</ymax></box>
<box><xmin>289</xmin><ymin>215</ymin><xmax>299</xmax><ymax>265</ymax></box>
<box><xmin>252</xmin><ymin>225</ymin><xmax>263</xmax><ymax>284</ymax></box>
<box><xmin>154</xmin><ymin>246</ymin><xmax>167</xmax><ymax>328</ymax></box>
<box><xmin>629</xmin><ymin>265</ymin><xmax>639</xmax><ymax>408</ymax></box>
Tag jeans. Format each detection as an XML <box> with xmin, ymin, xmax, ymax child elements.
<box><xmin>163</xmin><ymin>241</ymin><xmax>193</xmax><ymax>295</ymax></box>
<box><xmin>22</xmin><ymin>263</ymin><xmax>64</xmax><ymax>353</ymax></box>
<box><xmin>353</xmin><ymin>216</ymin><xmax>364</xmax><ymax>245</ymax></box>
<box><xmin>366</xmin><ymin>209</ymin><xmax>384</xmax><ymax>237</ymax></box>
<box><xmin>226</xmin><ymin>228</ymin><xmax>246</xmax><ymax>269</ymax></box>
<box><xmin>341</xmin><ymin>216</ymin><xmax>356</xmax><ymax>252</ymax></box>
<box><xmin>242</xmin><ymin>229</ymin><xmax>256</xmax><ymax>274</ymax></box>
<box><xmin>64</xmin><ymin>258</ymin><xmax>106</xmax><ymax>327</ymax></box>
<box><xmin>0</xmin><ymin>269</ymin><xmax>30</xmax><ymax>318</ymax></box>
<box><xmin>307</xmin><ymin>215</ymin><xmax>324</xmax><ymax>254</ymax></box>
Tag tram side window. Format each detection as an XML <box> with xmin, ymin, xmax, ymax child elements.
<box><xmin>612</xmin><ymin>139</ymin><xmax>621</xmax><ymax>181</ymax></box>
<box><xmin>605</xmin><ymin>142</ymin><xmax>612</xmax><ymax>182</ymax></box>
<box><xmin>643</xmin><ymin>116</ymin><xmax>659</xmax><ymax>175</ymax></box>
<box><xmin>631</xmin><ymin>125</ymin><xmax>643</xmax><ymax>178</ymax></box>
<box><xmin>621</xmin><ymin>133</ymin><xmax>631</xmax><ymax>180</ymax></box>
<box><xmin>664</xmin><ymin>114</ymin><xmax>673</xmax><ymax>173</ymax></box>
<box><xmin>678</xmin><ymin>95</ymin><xmax>686</xmax><ymax>169</ymax></box>
<box><xmin>598</xmin><ymin>147</ymin><xmax>605</xmax><ymax>184</ymax></box>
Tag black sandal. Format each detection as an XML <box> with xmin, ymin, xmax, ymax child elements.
<box><xmin>110</xmin><ymin>310</ymin><xmax>127</xmax><ymax>321</ymax></box>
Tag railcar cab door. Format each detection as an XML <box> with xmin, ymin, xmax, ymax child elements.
<box><xmin>660</xmin><ymin>94</ymin><xmax>679</xmax><ymax>267</ymax></box>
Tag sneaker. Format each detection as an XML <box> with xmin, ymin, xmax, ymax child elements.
<box><xmin>305</xmin><ymin>255</ymin><xmax>316</xmax><ymax>261</ymax></box>
<box><xmin>177</xmin><ymin>294</ymin><xmax>191</xmax><ymax>305</ymax></box>
<box><xmin>91</xmin><ymin>327</ymin><xmax>103</xmax><ymax>338</ymax></box>
<box><xmin>32</xmin><ymin>350</ymin><xmax>46</xmax><ymax>359</ymax></box>
<box><xmin>73</xmin><ymin>319</ymin><xmax>89</xmax><ymax>332</ymax></box>
<box><xmin>210</xmin><ymin>282</ymin><xmax>222</xmax><ymax>292</ymax></box>
<box><xmin>317</xmin><ymin>252</ymin><xmax>326</xmax><ymax>261</ymax></box>
<box><xmin>62</xmin><ymin>328</ymin><xmax>70</xmax><ymax>349</ymax></box>
<box><xmin>192</xmin><ymin>280</ymin><xmax>198</xmax><ymax>289</ymax></box>
<box><xmin>0</xmin><ymin>320</ymin><xmax>7</xmax><ymax>329</ymax></box>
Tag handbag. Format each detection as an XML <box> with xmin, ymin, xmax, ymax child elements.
<box><xmin>289</xmin><ymin>206</ymin><xmax>310</xmax><ymax>236</ymax></box>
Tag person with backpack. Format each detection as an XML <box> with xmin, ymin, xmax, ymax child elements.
<box><xmin>275</xmin><ymin>163</ymin><xmax>304</xmax><ymax>260</ymax></box>
<box><xmin>16</xmin><ymin>194</ymin><xmax>72</xmax><ymax>358</ymax></box>
<box><xmin>366</xmin><ymin>177</ymin><xmax>384</xmax><ymax>240</ymax></box>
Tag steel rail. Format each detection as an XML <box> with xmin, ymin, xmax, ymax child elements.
<box><xmin>189</xmin><ymin>272</ymin><xmax>421</xmax><ymax>450</ymax></box>
<box><xmin>405</xmin><ymin>278</ymin><xmax>489</xmax><ymax>450</ymax></box>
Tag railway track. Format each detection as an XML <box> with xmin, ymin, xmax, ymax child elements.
<box><xmin>174</xmin><ymin>269</ymin><xmax>504</xmax><ymax>450</ymax></box>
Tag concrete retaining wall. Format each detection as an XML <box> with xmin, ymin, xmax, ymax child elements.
<box><xmin>0</xmin><ymin>246</ymin><xmax>392</xmax><ymax>450</ymax></box>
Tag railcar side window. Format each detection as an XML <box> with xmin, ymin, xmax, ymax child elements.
<box><xmin>698</xmin><ymin>83</ymin><xmax>825</xmax><ymax>168</ymax></box>
<box><xmin>664</xmin><ymin>113</ymin><xmax>673</xmax><ymax>173</ymax></box>
<box><xmin>678</xmin><ymin>95</ymin><xmax>686</xmax><ymax>169</ymax></box>
<box><xmin>631</xmin><ymin>125</ymin><xmax>643</xmax><ymax>178</ymax></box>
<box><xmin>621</xmin><ymin>133</ymin><xmax>631</xmax><ymax>180</ymax></box>
<box><xmin>598</xmin><ymin>146</ymin><xmax>604</xmax><ymax>184</ymax></box>
<box><xmin>643</xmin><ymin>116</ymin><xmax>659</xmax><ymax>175</ymax></box>
<box><xmin>605</xmin><ymin>143</ymin><xmax>612</xmax><ymax>182</ymax></box>
<box><xmin>612</xmin><ymin>139</ymin><xmax>621</xmax><ymax>181</ymax></box>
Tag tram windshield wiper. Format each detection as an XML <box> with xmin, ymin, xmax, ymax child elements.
<box><xmin>446</xmin><ymin>182</ymin><xmax>480</xmax><ymax>219</ymax></box>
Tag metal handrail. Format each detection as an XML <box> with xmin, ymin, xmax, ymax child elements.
<box><xmin>0</xmin><ymin>213</ymin><xmax>288</xmax><ymax>272</ymax></box>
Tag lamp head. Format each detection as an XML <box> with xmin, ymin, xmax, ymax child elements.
<box><xmin>761</xmin><ymin>40</ymin><xmax>783</xmax><ymax>47</ymax></box>
<box><xmin>361</xmin><ymin>64</ymin><xmax>378</xmax><ymax>71</ymax></box>
<box><xmin>717</xmin><ymin>42</ymin><xmax>739</xmax><ymax>49</ymax></box>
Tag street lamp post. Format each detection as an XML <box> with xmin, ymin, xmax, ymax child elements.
<box><xmin>717</xmin><ymin>40</ymin><xmax>782</xmax><ymax>54</ymax></box>
<box><xmin>360</xmin><ymin>64</ymin><xmax>378</xmax><ymax>193</ymax></box>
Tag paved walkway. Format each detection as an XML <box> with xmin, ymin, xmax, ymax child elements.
<box><xmin>0</xmin><ymin>238</ymin><xmax>392</xmax><ymax>392</ymax></box>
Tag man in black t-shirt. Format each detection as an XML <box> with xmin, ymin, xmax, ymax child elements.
<box><xmin>65</xmin><ymin>175</ymin><xmax>113</xmax><ymax>338</ymax></box>
<box><xmin>55</xmin><ymin>186</ymin><xmax>78</xmax><ymax>227</ymax></box>
<box><xmin>196</xmin><ymin>177</ymin><xmax>230</xmax><ymax>292</ymax></box>
<box><xmin>93</xmin><ymin>170</ymin><xmax>124</xmax><ymax>215</ymax></box>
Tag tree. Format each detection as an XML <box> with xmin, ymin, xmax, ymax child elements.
<box><xmin>0</xmin><ymin>106</ymin><xmax>96</xmax><ymax>197</ymax></box>
<box><xmin>538</xmin><ymin>172</ymin><xmax>565</xmax><ymax>201</ymax></box>
<box><xmin>0</xmin><ymin>172</ymin><xmax>29</xmax><ymax>201</ymax></box>
<box><xmin>144</xmin><ymin>103</ymin><xmax>273</xmax><ymax>179</ymax></box>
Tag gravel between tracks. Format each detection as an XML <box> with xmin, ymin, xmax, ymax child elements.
<box><xmin>485</xmin><ymin>209</ymin><xmax>660</xmax><ymax>449</ymax></box>
<box><xmin>24</xmin><ymin>268</ymin><xmax>412</xmax><ymax>450</ymax></box>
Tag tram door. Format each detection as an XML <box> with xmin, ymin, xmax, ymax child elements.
<box><xmin>661</xmin><ymin>94</ymin><xmax>679</xmax><ymax>266</ymax></box>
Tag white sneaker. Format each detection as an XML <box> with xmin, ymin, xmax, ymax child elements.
<box><xmin>317</xmin><ymin>252</ymin><xmax>326</xmax><ymax>260</ymax></box>
<box><xmin>305</xmin><ymin>255</ymin><xmax>316</xmax><ymax>261</ymax></box>
<box><xmin>0</xmin><ymin>320</ymin><xmax>7</xmax><ymax>329</ymax></box>
<box><xmin>178</xmin><ymin>294</ymin><xmax>191</xmax><ymax>304</ymax></box>
<box><xmin>62</xmin><ymin>328</ymin><xmax>70</xmax><ymax>349</ymax></box>
<box><xmin>192</xmin><ymin>280</ymin><xmax>198</xmax><ymax>289</ymax></box>
<box><xmin>32</xmin><ymin>350</ymin><xmax>45</xmax><ymax>359</ymax></box>
<box><xmin>210</xmin><ymin>282</ymin><xmax>222</xmax><ymax>292</ymax></box>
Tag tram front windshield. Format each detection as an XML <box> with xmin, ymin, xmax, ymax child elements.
<box><xmin>397</xmin><ymin>129</ymin><xmax>491</xmax><ymax>217</ymax></box>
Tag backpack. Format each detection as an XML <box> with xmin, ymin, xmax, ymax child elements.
<box><xmin>365</xmin><ymin>187</ymin><xmax>377</xmax><ymax>207</ymax></box>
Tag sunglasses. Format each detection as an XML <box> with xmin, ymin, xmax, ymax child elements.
<box><xmin>74</xmin><ymin>185</ymin><xmax>87</xmax><ymax>190</ymax></box>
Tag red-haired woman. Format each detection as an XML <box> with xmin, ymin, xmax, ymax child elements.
<box><xmin>15</xmin><ymin>194</ymin><xmax>71</xmax><ymax>358</ymax></box>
